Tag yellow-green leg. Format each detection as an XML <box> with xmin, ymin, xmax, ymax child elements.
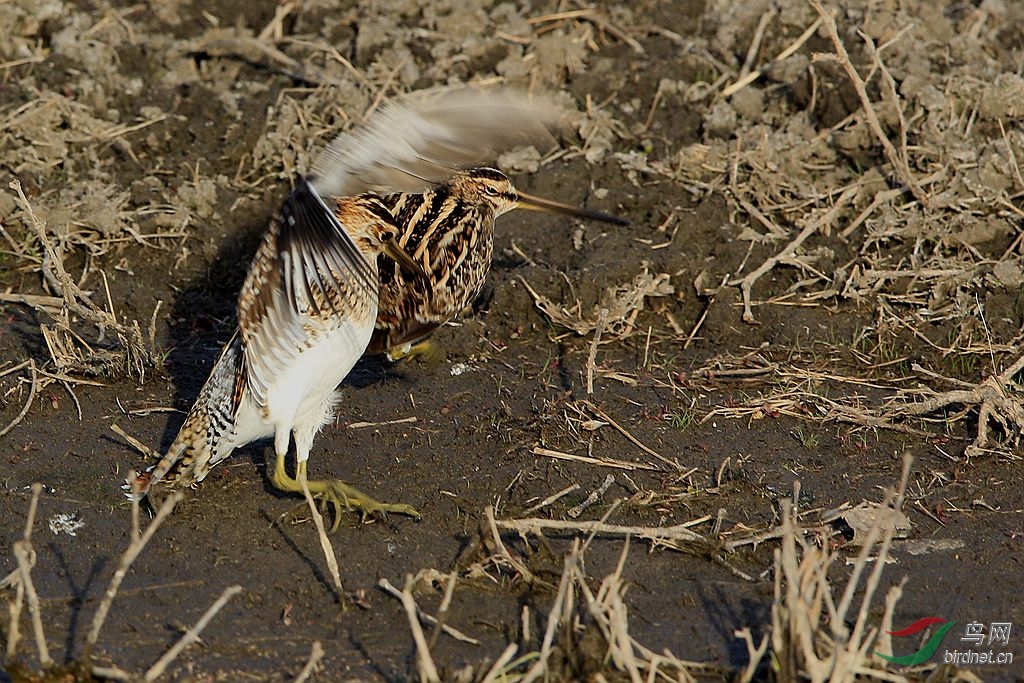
<box><xmin>272</xmin><ymin>450</ymin><xmax>420</xmax><ymax>530</ymax></box>
<box><xmin>386</xmin><ymin>339</ymin><xmax>443</xmax><ymax>363</ymax></box>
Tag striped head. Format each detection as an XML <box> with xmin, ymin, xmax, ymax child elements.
<box><xmin>445</xmin><ymin>167</ymin><xmax>631</xmax><ymax>225</ymax></box>
<box><xmin>446</xmin><ymin>168</ymin><xmax>520</xmax><ymax>220</ymax></box>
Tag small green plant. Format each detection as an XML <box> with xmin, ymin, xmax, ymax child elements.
<box><xmin>793</xmin><ymin>428</ymin><xmax>819</xmax><ymax>449</ymax></box>
<box><xmin>948</xmin><ymin>352</ymin><xmax>979</xmax><ymax>379</ymax></box>
<box><xmin>665</xmin><ymin>407</ymin><xmax>698</xmax><ymax>431</ymax></box>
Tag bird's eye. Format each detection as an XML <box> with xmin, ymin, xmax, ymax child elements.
<box><xmin>484</xmin><ymin>184</ymin><xmax>500</xmax><ymax>197</ymax></box>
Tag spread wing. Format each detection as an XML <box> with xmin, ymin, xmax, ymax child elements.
<box><xmin>309</xmin><ymin>86</ymin><xmax>563</xmax><ymax>197</ymax></box>
<box><xmin>238</xmin><ymin>179</ymin><xmax>378</xmax><ymax>408</ymax></box>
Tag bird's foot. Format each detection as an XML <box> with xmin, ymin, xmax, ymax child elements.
<box><xmin>386</xmin><ymin>339</ymin><xmax>443</xmax><ymax>364</ymax></box>
<box><xmin>272</xmin><ymin>460</ymin><xmax>419</xmax><ymax>530</ymax></box>
<box><xmin>314</xmin><ymin>480</ymin><xmax>421</xmax><ymax>530</ymax></box>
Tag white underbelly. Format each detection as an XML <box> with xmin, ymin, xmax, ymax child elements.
<box><xmin>268</xmin><ymin>319</ymin><xmax>371</xmax><ymax>424</ymax></box>
<box><xmin>231</xmin><ymin>318</ymin><xmax>372</xmax><ymax>445</ymax></box>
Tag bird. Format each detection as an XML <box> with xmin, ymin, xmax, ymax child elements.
<box><xmin>135</xmin><ymin>181</ymin><xmax>424</xmax><ymax>525</ymax></box>
<box><xmin>368</xmin><ymin>167</ymin><xmax>629</xmax><ymax>361</ymax></box>
<box><xmin>131</xmin><ymin>86</ymin><xmax>572</xmax><ymax>524</ymax></box>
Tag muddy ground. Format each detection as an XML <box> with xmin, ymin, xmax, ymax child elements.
<box><xmin>2</xmin><ymin>0</ymin><xmax>1024</xmax><ymax>681</ymax></box>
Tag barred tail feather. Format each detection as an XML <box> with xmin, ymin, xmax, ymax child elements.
<box><xmin>129</xmin><ymin>331</ymin><xmax>247</xmax><ymax>498</ymax></box>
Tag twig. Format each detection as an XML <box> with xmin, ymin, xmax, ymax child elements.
<box><xmin>730</xmin><ymin>185</ymin><xmax>856</xmax><ymax>324</ymax></box>
<box><xmin>519</xmin><ymin>542</ymin><xmax>578</xmax><ymax>683</ymax></box>
<box><xmin>23</xmin><ymin>482</ymin><xmax>42</xmax><ymax>542</ymax></box>
<box><xmin>33</xmin><ymin>368</ymin><xmax>106</xmax><ymax>387</ymax></box>
<box><xmin>632</xmin><ymin>81</ymin><xmax>666</xmax><ymax>137</ymax></box>
<box><xmin>13</xmin><ymin>540</ymin><xmax>51</xmax><ymax>668</ymax></box>
<box><xmin>0</xmin><ymin>359</ymin><xmax>31</xmax><ymax>379</ymax></box>
<box><xmin>998</xmin><ymin>119</ymin><xmax>1024</xmax><ymax>191</ymax></box>
<box><xmin>0</xmin><ymin>360</ymin><xmax>38</xmax><ymax>439</ymax></box>
<box><xmin>430</xmin><ymin>571</ymin><xmax>457</xmax><ymax>649</ymax></box>
<box><xmin>347</xmin><ymin>416</ymin><xmax>418</xmax><ymax>429</ymax></box>
<box><xmin>720</xmin><ymin>15</ymin><xmax>823</xmax><ymax>98</ymax></box>
<box><xmin>734</xmin><ymin>627</ymin><xmax>769</xmax><ymax>683</ymax></box>
<box><xmin>567</xmin><ymin>474</ymin><xmax>615</xmax><ymax>518</ymax></box>
<box><xmin>522</xmin><ymin>483</ymin><xmax>581</xmax><ymax>516</ymax></box>
<box><xmin>3</xmin><ymin>484</ymin><xmax>43</xmax><ymax>660</ymax></box>
<box><xmin>495</xmin><ymin>515</ymin><xmax>710</xmax><ymax>551</ymax></box>
<box><xmin>809</xmin><ymin>1</ymin><xmax>927</xmax><ymax>205</ymax></box>
<box><xmin>730</xmin><ymin>192</ymin><xmax>789</xmax><ymax>239</ymax></box>
<box><xmin>586</xmin><ymin>308</ymin><xmax>608</xmax><ymax>395</ymax></box>
<box><xmin>0</xmin><ymin>293</ymin><xmax>65</xmax><ymax>309</ymax></box>
<box><xmin>89</xmin><ymin>666</ymin><xmax>136</xmax><ymax>681</ymax></box>
<box><xmin>292</xmin><ymin>641</ymin><xmax>325</xmax><ymax>683</ymax></box>
<box><xmin>888</xmin><ymin>352</ymin><xmax>1024</xmax><ymax>456</ymax></box>
<box><xmin>723</xmin><ymin>515</ymin><xmax>843</xmax><ymax>553</ymax></box>
<box><xmin>110</xmin><ymin>422</ymin><xmax>161</xmax><ymax>460</ymax></box>
<box><xmin>127</xmin><ymin>471</ymin><xmax>142</xmax><ymax>542</ymax></box>
<box><xmin>398</xmin><ymin>574</ymin><xmax>440</xmax><ymax>683</ymax></box>
<box><xmin>59</xmin><ymin>379</ymin><xmax>83</xmax><ymax>421</ymax></box>
<box><xmin>298</xmin><ymin>468</ymin><xmax>345</xmax><ymax>599</ymax></box>
<box><xmin>479</xmin><ymin>643</ymin><xmax>519</xmax><ymax>683</ymax></box>
<box><xmin>527</xmin><ymin>8</ymin><xmax>593</xmax><ymax>24</ymax></box>
<box><xmin>685</xmin><ymin>274</ymin><xmax>729</xmax><ymax>350</ymax></box>
<box><xmin>839</xmin><ymin>188</ymin><xmax>903</xmax><ymax>238</ymax></box>
<box><xmin>378</xmin><ymin>578</ymin><xmax>480</xmax><ymax>645</ymax></box>
<box><xmin>257</xmin><ymin>0</ymin><xmax>296</xmax><ymax>41</ymax></box>
<box><xmin>585</xmin><ymin>11</ymin><xmax>644</xmax><ymax>55</ymax></box>
<box><xmin>85</xmin><ymin>490</ymin><xmax>184</xmax><ymax>651</ymax></box>
<box><xmin>142</xmin><ymin>585</ymin><xmax>243</xmax><ymax>682</ymax></box>
<box><xmin>0</xmin><ymin>218</ymin><xmax>28</xmax><ymax>257</ymax></box>
<box><xmin>738</xmin><ymin>8</ymin><xmax>776</xmax><ymax>80</ymax></box>
<box><xmin>484</xmin><ymin>505</ymin><xmax>536</xmax><ymax>582</ymax></box>
<box><xmin>532</xmin><ymin>445</ymin><xmax>662</xmax><ymax>472</ymax></box>
<box><xmin>142</xmin><ymin>300</ymin><xmax>162</xmax><ymax>365</ymax></box>
<box><xmin>580</xmin><ymin>498</ymin><xmax>623</xmax><ymax>553</ymax></box>
<box><xmin>582</xmin><ymin>400</ymin><xmax>681</xmax><ymax>471</ymax></box>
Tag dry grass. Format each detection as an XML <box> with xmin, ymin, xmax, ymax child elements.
<box><xmin>696</xmin><ymin>2</ymin><xmax>1023</xmax><ymax>455</ymax></box>
<box><xmin>738</xmin><ymin>456</ymin><xmax>915</xmax><ymax>682</ymax></box>
<box><xmin>1</xmin><ymin>480</ymin><xmax>242</xmax><ymax>681</ymax></box>
<box><xmin>385</xmin><ymin>538</ymin><xmax>716</xmax><ymax>683</ymax></box>
<box><xmin>6</xmin><ymin>181</ymin><xmax>160</xmax><ymax>381</ymax></box>
<box><xmin>509</xmin><ymin>0</ymin><xmax>1024</xmax><ymax>457</ymax></box>
<box><xmin>371</xmin><ymin>455</ymin><xmax>951</xmax><ymax>682</ymax></box>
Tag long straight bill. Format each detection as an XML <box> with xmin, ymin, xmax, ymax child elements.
<box><xmin>516</xmin><ymin>190</ymin><xmax>629</xmax><ymax>225</ymax></box>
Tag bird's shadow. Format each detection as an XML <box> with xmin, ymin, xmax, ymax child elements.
<box><xmin>257</xmin><ymin>508</ymin><xmax>340</xmax><ymax>602</ymax></box>
<box><xmin>49</xmin><ymin>543</ymin><xmax>108</xmax><ymax>664</ymax></box>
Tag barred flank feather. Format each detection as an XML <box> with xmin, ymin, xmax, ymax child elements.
<box><xmin>134</xmin><ymin>191</ymin><xmax>394</xmax><ymax>497</ymax></box>
<box><xmin>367</xmin><ymin>167</ymin><xmax>629</xmax><ymax>357</ymax></box>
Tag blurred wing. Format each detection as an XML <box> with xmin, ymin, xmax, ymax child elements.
<box><xmin>309</xmin><ymin>86</ymin><xmax>563</xmax><ymax>197</ymax></box>
<box><xmin>238</xmin><ymin>179</ymin><xmax>377</xmax><ymax>407</ymax></box>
